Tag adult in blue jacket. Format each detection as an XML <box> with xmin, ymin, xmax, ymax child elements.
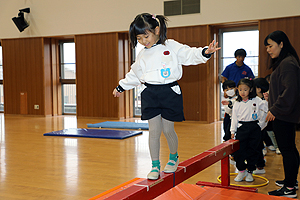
<box><xmin>221</xmin><ymin>48</ymin><xmax>255</xmax><ymax>84</ymax></box>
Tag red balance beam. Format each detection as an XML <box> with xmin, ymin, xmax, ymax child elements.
<box><xmin>102</xmin><ymin>139</ymin><xmax>239</xmax><ymax>200</ymax></box>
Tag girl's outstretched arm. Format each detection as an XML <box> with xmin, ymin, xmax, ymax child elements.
<box><xmin>205</xmin><ymin>40</ymin><xmax>221</xmax><ymax>54</ymax></box>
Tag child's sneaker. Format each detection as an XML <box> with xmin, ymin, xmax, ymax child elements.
<box><xmin>147</xmin><ymin>167</ymin><xmax>160</xmax><ymax>180</ymax></box>
<box><xmin>253</xmin><ymin>168</ymin><xmax>266</xmax><ymax>174</ymax></box>
<box><xmin>268</xmin><ymin>145</ymin><xmax>276</xmax><ymax>151</ymax></box>
<box><xmin>263</xmin><ymin>148</ymin><xmax>267</xmax><ymax>156</ymax></box>
<box><xmin>229</xmin><ymin>155</ymin><xmax>236</xmax><ymax>165</ymax></box>
<box><xmin>276</xmin><ymin>148</ymin><xmax>281</xmax><ymax>154</ymax></box>
<box><xmin>164</xmin><ymin>159</ymin><xmax>179</xmax><ymax>173</ymax></box>
<box><xmin>234</xmin><ymin>170</ymin><xmax>248</xmax><ymax>182</ymax></box>
<box><xmin>275</xmin><ymin>180</ymin><xmax>298</xmax><ymax>190</ymax></box>
<box><xmin>245</xmin><ymin>172</ymin><xmax>254</xmax><ymax>182</ymax></box>
<box><xmin>268</xmin><ymin>186</ymin><xmax>297</xmax><ymax>198</ymax></box>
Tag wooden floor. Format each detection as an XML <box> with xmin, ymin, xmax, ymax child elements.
<box><xmin>0</xmin><ymin>114</ymin><xmax>299</xmax><ymax>200</ymax></box>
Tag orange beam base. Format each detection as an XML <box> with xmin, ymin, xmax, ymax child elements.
<box><xmin>155</xmin><ymin>183</ymin><xmax>292</xmax><ymax>200</ymax></box>
<box><xmin>90</xmin><ymin>139</ymin><xmax>241</xmax><ymax>200</ymax></box>
<box><xmin>88</xmin><ymin>178</ymin><xmax>145</xmax><ymax>200</ymax></box>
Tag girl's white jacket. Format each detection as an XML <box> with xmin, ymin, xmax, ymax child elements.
<box><xmin>119</xmin><ymin>39</ymin><xmax>210</xmax><ymax>90</ymax></box>
<box><xmin>230</xmin><ymin>97</ymin><xmax>269</xmax><ymax>135</ymax></box>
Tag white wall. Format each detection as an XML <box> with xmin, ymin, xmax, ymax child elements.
<box><xmin>1</xmin><ymin>0</ymin><xmax>300</xmax><ymax>39</ymax></box>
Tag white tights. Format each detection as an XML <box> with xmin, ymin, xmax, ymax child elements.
<box><xmin>148</xmin><ymin>114</ymin><xmax>178</xmax><ymax>161</ymax></box>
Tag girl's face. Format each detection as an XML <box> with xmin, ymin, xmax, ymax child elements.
<box><xmin>224</xmin><ymin>87</ymin><xmax>236</xmax><ymax>98</ymax></box>
<box><xmin>136</xmin><ymin>27</ymin><xmax>160</xmax><ymax>49</ymax></box>
<box><xmin>238</xmin><ymin>84</ymin><xmax>251</xmax><ymax>101</ymax></box>
<box><xmin>266</xmin><ymin>39</ymin><xmax>283</xmax><ymax>59</ymax></box>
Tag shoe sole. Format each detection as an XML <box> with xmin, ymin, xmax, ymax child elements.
<box><xmin>234</xmin><ymin>178</ymin><xmax>245</xmax><ymax>182</ymax></box>
<box><xmin>147</xmin><ymin>176</ymin><xmax>159</xmax><ymax>180</ymax></box>
<box><xmin>147</xmin><ymin>173</ymin><xmax>160</xmax><ymax>180</ymax></box>
<box><xmin>284</xmin><ymin>194</ymin><xmax>297</xmax><ymax>198</ymax></box>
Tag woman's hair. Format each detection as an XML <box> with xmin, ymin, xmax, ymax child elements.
<box><xmin>129</xmin><ymin>13</ymin><xmax>168</xmax><ymax>48</ymax></box>
<box><xmin>264</xmin><ymin>74</ymin><xmax>271</xmax><ymax>82</ymax></box>
<box><xmin>264</xmin><ymin>30</ymin><xmax>300</xmax><ymax>70</ymax></box>
<box><xmin>253</xmin><ymin>78</ymin><xmax>269</xmax><ymax>93</ymax></box>
<box><xmin>236</xmin><ymin>78</ymin><xmax>257</xmax><ymax>102</ymax></box>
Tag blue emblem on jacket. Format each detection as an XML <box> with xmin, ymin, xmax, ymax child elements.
<box><xmin>252</xmin><ymin>113</ymin><xmax>258</xmax><ymax>120</ymax></box>
<box><xmin>161</xmin><ymin>68</ymin><xmax>171</xmax><ymax>78</ymax></box>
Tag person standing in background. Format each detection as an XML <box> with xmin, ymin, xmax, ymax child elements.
<box><xmin>221</xmin><ymin>48</ymin><xmax>255</xmax><ymax>85</ymax></box>
<box><xmin>264</xmin><ymin>30</ymin><xmax>300</xmax><ymax>198</ymax></box>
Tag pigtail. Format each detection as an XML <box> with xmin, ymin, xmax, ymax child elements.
<box><xmin>155</xmin><ymin>15</ymin><xmax>168</xmax><ymax>45</ymax></box>
<box><xmin>129</xmin><ymin>21</ymin><xmax>138</xmax><ymax>48</ymax></box>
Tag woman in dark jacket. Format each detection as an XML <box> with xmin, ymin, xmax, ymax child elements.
<box><xmin>264</xmin><ymin>30</ymin><xmax>300</xmax><ymax>198</ymax></box>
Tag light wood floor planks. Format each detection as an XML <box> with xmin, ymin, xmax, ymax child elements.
<box><xmin>0</xmin><ymin>114</ymin><xmax>299</xmax><ymax>199</ymax></box>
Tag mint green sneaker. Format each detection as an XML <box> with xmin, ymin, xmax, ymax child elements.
<box><xmin>164</xmin><ymin>159</ymin><xmax>179</xmax><ymax>173</ymax></box>
<box><xmin>147</xmin><ymin>167</ymin><xmax>160</xmax><ymax>180</ymax></box>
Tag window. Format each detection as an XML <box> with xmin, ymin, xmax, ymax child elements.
<box><xmin>221</xmin><ymin>30</ymin><xmax>259</xmax><ymax>77</ymax></box>
<box><xmin>59</xmin><ymin>41</ymin><xmax>76</xmax><ymax>114</ymax></box>
<box><xmin>0</xmin><ymin>44</ymin><xmax>3</xmax><ymax>112</ymax></box>
<box><xmin>164</xmin><ymin>0</ymin><xmax>200</xmax><ymax>16</ymax></box>
<box><xmin>219</xmin><ymin>27</ymin><xmax>259</xmax><ymax>119</ymax></box>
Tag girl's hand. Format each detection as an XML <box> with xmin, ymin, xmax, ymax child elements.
<box><xmin>265</xmin><ymin>111</ymin><xmax>275</xmax><ymax>121</ymax></box>
<box><xmin>231</xmin><ymin>134</ymin><xmax>235</xmax><ymax>139</ymax></box>
<box><xmin>113</xmin><ymin>88</ymin><xmax>121</xmax><ymax>97</ymax></box>
<box><xmin>221</xmin><ymin>100</ymin><xmax>229</xmax><ymax>105</ymax></box>
<box><xmin>205</xmin><ymin>40</ymin><xmax>221</xmax><ymax>54</ymax></box>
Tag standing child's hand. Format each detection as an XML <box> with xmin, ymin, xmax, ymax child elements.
<box><xmin>231</xmin><ymin>134</ymin><xmax>235</xmax><ymax>139</ymax></box>
<box><xmin>113</xmin><ymin>88</ymin><xmax>121</xmax><ymax>97</ymax></box>
<box><xmin>221</xmin><ymin>100</ymin><xmax>229</xmax><ymax>105</ymax></box>
<box><xmin>205</xmin><ymin>40</ymin><xmax>221</xmax><ymax>54</ymax></box>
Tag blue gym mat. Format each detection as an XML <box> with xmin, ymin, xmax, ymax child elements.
<box><xmin>43</xmin><ymin>128</ymin><xmax>143</xmax><ymax>139</ymax></box>
<box><xmin>87</xmin><ymin>121</ymin><xmax>149</xmax><ymax>130</ymax></box>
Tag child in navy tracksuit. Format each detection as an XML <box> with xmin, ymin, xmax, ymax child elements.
<box><xmin>221</xmin><ymin>80</ymin><xmax>237</xmax><ymax>141</ymax></box>
<box><xmin>253</xmin><ymin>77</ymin><xmax>271</xmax><ymax>174</ymax></box>
<box><xmin>230</xmin><ymin>78</ymin><xmax>268</xmax><ymax>182</ymax></box>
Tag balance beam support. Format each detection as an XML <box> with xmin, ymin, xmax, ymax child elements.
<box><xmin>100</xmin><ymin>139</ymin><xmax>240</xmax><ymax>200</ymax></box>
